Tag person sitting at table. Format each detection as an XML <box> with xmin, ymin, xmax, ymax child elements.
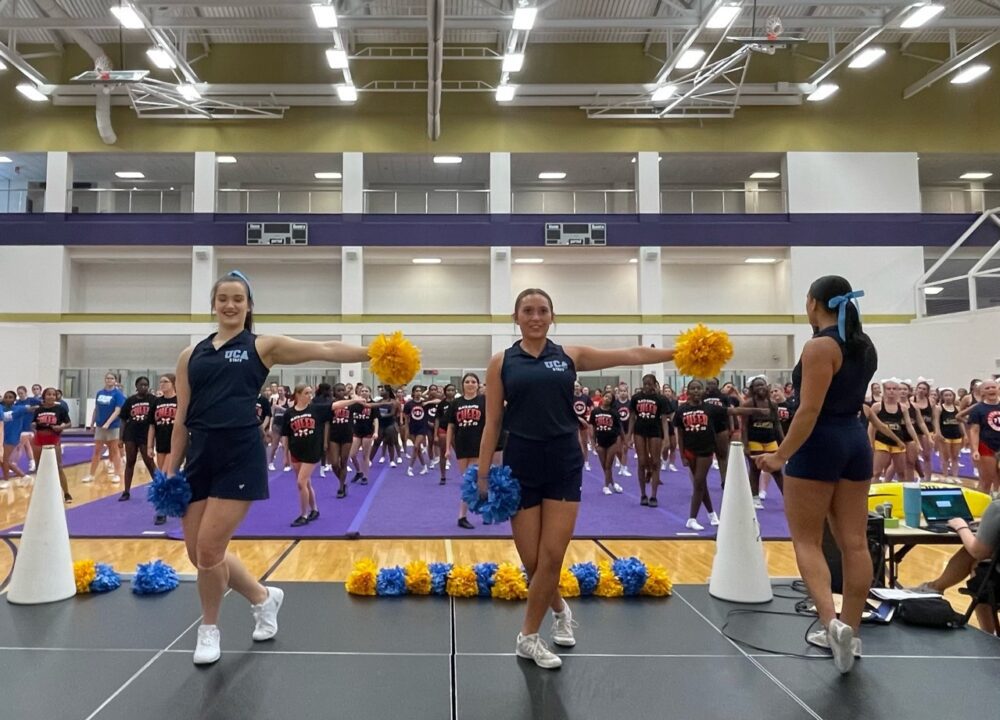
<box><xmin>912</xmin><ymin>499</ymin><xmax>1000</xmax><ymax>634</ymax></box>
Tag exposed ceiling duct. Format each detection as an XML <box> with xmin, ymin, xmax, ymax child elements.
<box><xmin>426</xmin><ymin>0</ymin><xmax>444</xmax><ymax>141</ymax></box>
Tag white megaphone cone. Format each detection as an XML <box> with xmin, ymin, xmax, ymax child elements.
<box><xmin>709</xmin><ymin>442</ymin><xmax>773</xmax><ymax>603</ymax></box>
<box><xmin>6</xmin><ymin>445</ymin><xmax>76</xmax><ymax>604</ymax></box>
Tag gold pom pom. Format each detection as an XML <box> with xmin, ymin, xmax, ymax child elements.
<box><xmin>594</xmin><ymin>561</ymin><xmax>624</xmax><ymax>598</ymax></box>
<box><xmin>491</xmin><ymin>563</ymin><xmax>529</xmax><ymax>600</ymax></box>
<box><xmin>446</xmin><ymin>564</ymin><xmax>479</xmax><ymax>597</ymax></box>
<box><xmin>673</xmin><ymin>324</ymin><xmax>734</xmax><ymax>379</ymax></box>
<box><xmin>558</xmin><ymin>569</ymin><xmax>581</xmax><ymax>598</ymax></box>
<box><xmin>74</xmin><ymin>559</ymin><xmax>97</xmax><ymax>594</ymax></box>
<box><xmin>404</xmin><ymin>560</ymin><xmax>432</xmax><ymax>595</ymax></box>
<box><xmin>640</xmin><ymin>564</ymin><xmax>673</xmax><ymax>597</ymax></box>
<box><xmin>346</xmin><ymin>558</ymin><xmax>378</xmax><ymax>596</ymax></box>
<box><xmin>368</xmin><ymin>331</ymin><xmax>421</xmax><ymax>387</ymax></box>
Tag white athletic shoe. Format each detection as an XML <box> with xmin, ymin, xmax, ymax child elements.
<box><xmin>251</xmin><ymin>586</ymin><xmax>284</xmax><ymax>641</ymax></box>
<box><xmin>379</xmin><ymin>457</ymin><xmax>386</xmax><ymax>464</ymax></box>
<box><xmin>602</xmin><ymin>485</ymin><xmax>613</xmax><ymax>496</ymax></box>
<box><xmin>319</xmin><ymin>465</ymin><xmax>327</xmax><ymax>478</ymax></box>
<box><xmin>0</xmin><ymin>481</ymin><xmax>9</xmax><ymax>490</ymax></box>
<box><xmin>268</xmin><ymin>463</ymin><xmax>276</xmax><ymax>472</ymax></box>
<box><xmin>807</xmin><ymin>627</ymin><xmax>862</xmax><ymax>658</ymax></box>
<box><xmin>101</xmin><ymin>449</ymin><xmax>109</xmax><ymax>459</ymax></box>
<box><xmin>826</xmin><ymin>619</ymin><xmax>857</xmax><ymax>674</ymax></box>
<box><xmin>110</xmin><ymin>475</ymin><xmax>121</xmax><ymax>485</ymax></box>
<box><xmin>686</xmin><ymin>518</ymin><xmax>705</xmax><ymax>531</ymax></box>
<box><xmin>584</xmin><ymin>462</ymin><xmax>591</xmax><ymax>471</ymax></box>
<box><xmin>516</xmin><ymin>633</ymin><xmax>562</xmax><ymax>669</ymax></box>
<box><xmin>390</xmin><ymin>461</ymin><xmax>397</xmax><ymax>468</ymax></box>
<box><xmin>708</xmin><ymin>512</ymin><xmax>720</xmax><ymax>526</ymax></box>
<box><xmin>619</xmin><ymin>467</ymin><xmax>632</xmax><ymax>477</ymax></box>
<box><xmin>660</xmin><ymin>461</ymin><xmax>667</xmax><ymax>471</ymax></box>
<box><xmin>668</xmin><ymin>463</ymin><xmax>678</xmax><ymax>472</ymax></box>
<box><xmin>712</xmin><ymin>459</ymin><xmax>719</xmax><ymax>470</ymax></box>
<box><xmin>446</xmin><ymin>461</ymin><xmax>451</xmax><ymax>470</ymax></box>
<box><xmin>406</xmin><ymin>468</ymin><xmax>414</xmax><ymax>477</ymax></box>
<box><xmin>283</xmin><ymin>465</ymin><xmax>291</xmax><ymax>473</ymax></box>
<box><xmin>753</xmin><ymin>496</ymin><xmax>764</xmax><ymax>509</ymax></box>
<box><xmin>612</xmin><ymin>483</ymin><xmax>623</xmax><ymax>494</ymax></box>
<box><xmin>613</xmin><ymin>458</ymin><xmax>621</xmax><ymax>468</ymax></box>
<box><xmin>551</xmin><ymin>602</ymin><xmax>577</xmax><ymax>647</ymax></box>
<box><xmin>419</xmin><ymin>467</ymin><xmax>428</xmax><ymax>476</ymax></box>
<box><xmin>193</xmin><ymin>624</ymin><xmax>221</xmax><ymax>665</ymax></box>
<box><xmin>430</xmin><ymin>458</ymin><xmax>439</xmax><ymax>468</ymax></box>
<box><xmin>28</xmin><ymin>461</ymin><xmax>36</xmax><ymax>472</ymax></box>
<box><xmin>759</xmin><ymin>490</ymin><xmax>768</xmax><ymax>500</ymax></box>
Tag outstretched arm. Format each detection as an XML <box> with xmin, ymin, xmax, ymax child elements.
<box><xmin>566</xmin><ymin>345</ymin><xmax>675</xmax><ymax>372</ymax></box>
<box><xmin>257</xmin><ymin>336</ymin><xmax>370</xmax><ymax>367</ymax></box>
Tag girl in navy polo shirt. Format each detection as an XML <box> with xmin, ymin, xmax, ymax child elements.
<box><xmin>477</xmin><ymin>288</ymin><xmax>679</xmax><ymax>670</ymax></box>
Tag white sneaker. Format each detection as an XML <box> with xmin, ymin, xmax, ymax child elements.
<box><xmin>80</xmin><ymin>474</ymin><xmax>93</xmax><ymax>484</ymax></box>
<box><xmin>708</xmin><ymin>512</ymin><xmax>720</xmax><ymax>526</ymax></box>
<box><xmin>193</xmin><ymin>624</ymin><xmax>221</xmax><ymax>665</ymax></box>
<box><xmin>712</xmin><ymin>459</ymin><xmax>719</xmax><ymax>469</ymax></box>
<box><xmin>584</xmin><ymin>462</ymin><xmax>591</xmax><ymax>471</ymax></box>
<box><xmin>807</xmin><ymin>627</ymin><xmax>862</xmax><ymax>658</ymax></box>
<box><xmin>430</xmin><ymin>458</ymin><xmax>439</xmax><ymax>468</ymax></box>
<box><xmin>612</xmin><ymin>483</ymin><xmax>623</xmax><ymax>494</ymax></box>
<box><xmin>759</xmin><ymin>490</ymin><xmax>768</xmax><ymax>500</ymax></box>
<box><xmin>319</xmin><ymin>465</ymin><xmax>327</xmax><ymax>478</ymax></box>
<box><xmin>551</xmin><ymin>602</ymin><xmax>577</xmax><ymax>647</ymax></box>
<box><xmin>420</xmin><ymin>467</ymin><xmax>428</xmax><ymax>476</ymax></box>
<box><xmin>602</xmin><ymin>485</ymin><xmax>613</xmax><ymax>495</ymax></box>
<box><xmin>283</xmin><ymin>465</ymin><xmax>291</xmax><ymax>472</ymax></box>
<box><xmin>660</xmin><ymin>461</ymin><xmax>667</xmax><ymax>471</ymax></box>
<box><xmin>668</xmin><ymin>463</ymin><xmax>678</xmax><ymax>472</ymax></box>
<box><xmin>613</xmin><ymin>458</ymin><xmax>621</xmax><ymax>468</ymax></box>
<box><xmin>101</xmin><ymin>449</ymin><xmax>109</xmax><ymax>459</ymax></box>
<box><xmin>268</xmin><ymin>463</ymin><xmax>276</xmax><ymax>471</ymax></box>
<box><xmin>620</xmin><ymin>467</ymin><xmax>632</xmax><ymax>477</ymax></box>
<box><xmin>390</xmin><ymin>461</ymin><xmax>397</xmax><ymax>468</ymax></box>
<box><xmin>446</xmin><ymin>461</ymin><xmax>451</xmax><ymax>470</ymax></box>
<box><xmin>28</xmin><ymin>461</ymin><xmax>36</xmax><ymax>472</ymax></box>
<box><xmin>110</xmin><ymin>475</ymin><xmax>121</xmax><ymax>485</ymax></box>
<box><xmin>516</xmin><ymin>633</ymin><xmax>562</xmax><ymax>669</ymax></box>
<box><xmin>251</xmin><ymin>586</ymin><xmax>284</xmax><ymax>641</ymax></box>
<box><xmin>686</xmin><ymin>518</ymin><xmax>704</xmax><ymax>531</ymax></box>
<box><xmin>827</xmin><ymin>619</ymin><xmax>856</xmax><ymax>674</ymax></box>
<box><xmin>379</xmin><ymin>457</ymin><xmax>386</xmax><ymax>464</ymax></box>
<box><xmin>753</xmin><ymin>496</ymin><xmax>764</xmax><ymax>509</ymax></box>
<box><xmin>322</xmin><ymin>464</ymin><xmax>332</xmax><ymax>472</ymax></box>
<box><xmin>0</xmin><ymin>481</ymin><xmax>9</xmax><ymax>490</ymax></box>
<box><xmin>406</xmin><ymin>468</ymin><xmax>414</xmax><ymax>476</ymax></box>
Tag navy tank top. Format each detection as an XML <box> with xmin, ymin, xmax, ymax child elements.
<box><xmin>186</xmin><ymin>330</ymin><xmax>270</xmax><ymax>431</ymax></box>
<box><xmin>500</xmin><ymin>339</ymin><xmax>578</xmax><ymax>441</ymax></box>
<box><xmin>792</xmin><ymin>325</ymin><xmax>876</xmax><ymax>422</ymax></box>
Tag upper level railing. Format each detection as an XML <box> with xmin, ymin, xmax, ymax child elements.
<box><xmin>661</xmin><ymin>188</ymin><xmax>787</xmax><ymax>214</ymax></box>
<box><xmin>68</xmin><ymin>188</ymin><xmax>190</xmax><ymax>214</ymax></box>
<box><xmin>363</xmin><ymin>189</ymin><xmax>488</xmax><ymax>214</ymax></box>
<box><xmin>921</xmin><ymin>189</ymin><xmax>1000</xmax><ymax>214</ymax></box>
<box><xmin>0</xmin><ymin>188</ymin><xmax>45</xmax><ymax>213</ymax></box>
<box><xmin>217</xmin><ymin>188</ymin><xmax>343</xmax><ymax>214</ymax></box>
<box><xmin>511</xmin><ymin>189</ymin><xmax>635</xmax><ymax>214</ymax></box>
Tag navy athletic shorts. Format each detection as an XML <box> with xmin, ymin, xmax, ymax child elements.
<box><xmin>504</xmin><ymin>432</ymin><xmax>583</xmax><ymax>509</ymax></box>
<box><xmin>785</xmin><ymin>416</ymin><xmax>872</xmax><ymax>482</ymax></box>
<box><xmin>186</xmin><ymin>426</ymin><xmax>269</xmax><ymax>503</ymax></box>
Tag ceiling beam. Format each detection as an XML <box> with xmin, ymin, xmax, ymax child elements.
<box><xmin>902</xmin><ymin>28</ymin><xmax>1000</xmax><ymax>98</ymax></box>
<box><xmin>0</xmin><ymin>38</ymin><xmax>48</xmax><ymax>84</ymax></box>
<box><xmin>807</xmin><ymin>5</ymin><xmax>914</xmax><ymax>85</ymax></box>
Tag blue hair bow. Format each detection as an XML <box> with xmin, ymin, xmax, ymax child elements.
<box><xmin>827</xmin><ymin>290</ymin><xmax>864</xmax><ymax>342</ymax></box>
<box><xmin>226</xmin><ymin>269</ymin><xmax>253</xmax><ymax>302</ymax></box>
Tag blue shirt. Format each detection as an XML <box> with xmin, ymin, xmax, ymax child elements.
<box><xmin>500</xmin><ymin>339</ymin><xmax>578</xmax><ymax>441</ymax></box>
<box><xmin>94</xmin><ymin>388</ymin><xmax>127</xmax><ymax>428</ymax></box>
<box><xmin>186</xmin><ymin>330</ymin><xmax>270</xmax><ymax>431</ymax></box>
<box><xmin>2</xmin><ymin>405</ymin><xmax>30</xmax><ymax>445</ymax></box>
<box><xmin>15</xmin><ymin>398</ymin><xmax>40</xmax><ymax>434</ymax></box>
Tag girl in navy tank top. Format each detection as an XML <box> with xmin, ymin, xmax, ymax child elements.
<box><xmin>476</xmin><ymin>288</ymin><xmax>681</xmax><ymax>670</ymax></box>
<box><xmin>168</xmin><ymin>271</ymin><xmax>374</xmax><ymax>667</ymax></box>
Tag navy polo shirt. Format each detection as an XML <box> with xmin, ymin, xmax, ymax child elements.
<box><xmin>500</xmin><ymin>339</ymin><xmax>578</xmax><ymax>441</ymax></box>
<box><xmin>186</xmin><ymin>330</ymin><xmax>270</xmax><ymax>431</ymax></box>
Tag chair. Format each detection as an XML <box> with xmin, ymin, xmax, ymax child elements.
<box><xmin>959</xmin><ymin>544</ymin><xmax>1000</xmax><ymax>636</ymax></box>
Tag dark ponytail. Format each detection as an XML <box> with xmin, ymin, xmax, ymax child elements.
<box><xmin>808</xmin><ymin>275</ymin><xmax>876</xmax><ymax>364</ymax></box>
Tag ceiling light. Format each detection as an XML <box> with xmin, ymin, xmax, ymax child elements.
<box><xmin>538</xmin><ymin>172</ymin><xmax>566</xmax><ymax>180</ymax></box>
<box><xmin>177</xmin><ymin>83</ymin><xmax>201</xmax><ymax>101</ymax></box>
<box><xmin>16</xmin><ymin>84</ymin><xmax>48</xmax><ymax>102</ymax></box>
<box><xmin>314</xmin><ymin>172</ymin><xmax>342</xmax><ymax>179</ymax></box>
<box><xmin>630</xmin><ymin>156</ymin><xmax>663</xmax><ymax>163</ymax></box>
<box><xmin>311</xmin><ymin>3</ymin><xmax>338</xmax><ymax>28</ymax></box>
<box><xmin>628</xmin><ymin>258</ymin><xmax>639</xmax><ymax>264</ymax></box>
<box><xmin>750</xmin><ymin>171</ymin><xmax>780</xmax><ymax>179</ymax></box>
<box><xmin>496</xmin><ymin>84</ymin><xmax>516</xmax><ymax>102</ymax></box>
<box><xmin>217</xmin><ymin>156</ymin><xmax>237</xmax><ymax>164</ymax></box>
<box><xmin>901</xmin><ymin>4</ymin><xmax>945</xmax><ymax>29</ymax></box>
<box><xmin>848</xmin><ymin>47</ymin><xmax>886</xmax><ymax>69</ymax></box>
<box><xmin>109</xmin><ymin>4</ymin><xmax>144</xmax><ymax>30</ymax></box>
<box><xmin>0</xmin><ymin>59</ymin><xmax>6</xmax><ymax>70</ymax></box>
<box><xmin>950</xmin><ymin>64</ymin><xmax>990</xmax><ymax>85</ymax></box>
<box><xmin>336</xmin><ymin>84</ymin><xmax>358</xmax><ymax>102</ymax></box>
<box><xmin>145</xmin><ymin>47</ymin><xmax>176</xmax><ymax>69</ymax></box>
<box><xmin>707</xmin><ymin>3</ymin><xmax>742</xmax><ymax>29</ymax></box>
<box><xmin>745</xmin><ymin>257</ymin><xmax>778</xmax><ymax>264</ymax></box>
<box><xmin>651</xmin><ymin>84</ymin><xmax>677</xmax><ymax>102</ymax></box>
<box><xmin>325</xmin><ymin>49</ymin><xmax>348</xmax><ymax>69</ymax></box>
<box><xmin>807</xmin><ymin>83</ymin><xmax>839</xmax><ymax>102</ymax></box>
<box><xmin>923</xmin><ymin>286</ymin><xmax>944</xmax><ymax>295</ymax></box>
<box><xmin>676</xmin><ymin>49</ymin><xmax>705</xmax><ymax>70</ymax></box>
<box><xmin>0</xmin><ymin>156</ymin><xmax>11</xmax><ymax>163</ymax></box>
<box><xmin>502</xmin><ymin>53</ymin><xmax>524</xmax><ymax>72</ymax></box>
<box><xmin>412</xmin><ymin>258</ymin><xmax>442</xmax><ymax>265</ymax></box>
<box><xmin>960</xmin><ymin>172</ymin><xmax>993</xmax><ymax>180</ymax></box>
<box><xmin>512</xmin><ymin>6</ymin><xmax>537</xmax><ymax>30</ymax></box>
<box><xmin>433</xmin><ymin>156</ymin><xmax>463</xmax><ymax>165</ymax></box>
<box><xmin>115</xmin><ymin>171</ymin><xmax>145</xmax><ymax>179</ymax></box>
<box><xmin>515</xmin><ymin>258</ymin><xmax>545</xmax><ymax>264</ymax></box>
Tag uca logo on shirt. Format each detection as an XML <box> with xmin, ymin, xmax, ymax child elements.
<box><xmin>225</xmin><ymin>349</ymin><xmax>249</xmax><ymax>363</ymax></box>
<box><xmin>544</xmin><ymin>360</ymin><xmax>569</xmax><ymax>373</ymax></box>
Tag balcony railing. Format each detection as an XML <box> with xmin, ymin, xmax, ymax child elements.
<box><xmin>921</xmin><ymin>189</ymin><xmax>1000</xmax><ymax>214</ymax></box>
<box><xmin>217</xmin><ymin>188</ymin><xmax>343</xmax><ymax>214</ymax></box>
<box><xmin>0</xmin><ymin>188</ymin><xmax>45</xmax><ymax>213</ymax></box>
<box><xmin>363</xmin><ymin>189</ymin><xmax>489</xmax><ymax>214</ymax></box>
<box><xmin>511</xmin><ymin>189</ymin><xmax>635</xmax><ymax>214</ymax></box>
<box><xmin>68</xmin><ymin>188</ymin><xmax>190</xmax><ymax>214</ymax></box>
<box><xmin>660</xmin><ymin>188</ymin><xmax>787</xmax><ymax>214</ymax></box>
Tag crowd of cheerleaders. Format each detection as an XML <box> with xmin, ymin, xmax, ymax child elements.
<box><xmin>4</xmin><ymin>373</ymin><xmax>998</xmax><ymax>531</ymax></box>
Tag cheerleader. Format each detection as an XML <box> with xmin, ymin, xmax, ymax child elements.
<box><xmin>348</xmin><ymin>385</ymin><xmax>376</xmax><ymax>485</ymax></box>
<box><xmin>370</xmin><ymin>386</ymin><xmax>401</xmax><ymax>467</ymax></box>
<box><xmin>590</xmin><ymin>392</ymin><xmax>624</xmax><ymax>495</ymax></box>
<box><xmin>867</xmin><ymin>382</ymin><xmax>882</xmax><ymax>405</ymax></box>
<box><xmin>934</xmin><ymin>388</ymin><xmax>966</xmax><ymax>481</ymax></box>
<box><xmin>628</xmin><ymin>374</ymin><xmax>670</xmax><ymax>507</ymax></box>
<box><xmin>325</xmin><ymin>383</ymin><xmax>354</xmax><ymax>498</ymax></box>
<box><xmin>912</xmin><ymin>379</ymin><xmax>936</xmax><ymax>477</ymax></box>
<box><xmin>1</xmin><ymin>391</ymin><xmax>30</xmax><ymax>488</ymax></box>
<box><xmin>268</xmin><ymin>386</ymin><xmax>291</xmax><ymax>472</ymax></box>
<box><xmin>447</xmin><ymin>373</ymin><xmax>493</xmax><ymax>529</ymax></box>
<box><xmin>146</xmin><ymin>374</ymin><xmax>179</xmax><ymax>525</ymax></box>
<box><xmin>572</xmin><ymin>382</ymin><xmax>594</xmax><ymax>471</ymax></box>
<box><xmin>30</xmin><ymin>388</ymin><xmax>72</xmax><ymax>502</ymax></box>
<box><xmin>255</xmin><ymin>387</ymin><xmax>271</xmax><ymax>436</ymax></box>
<box><xmin>742</xmin><ymin>376</ymin><xmax>785</xmax><ymax>508</ymax></box>
<box><xmin>428</xmin><ymin>384</ymin><xmax>456</xmax><ymax>485</ymax></box>
<box><xmin>282</xmin><ymin>385</ymin><xmax>326</xmax><ymax>526</ymax></box>
<box><xmin>118</xmin><ymin>377</ymin><xmax>157</xmax><ymax>501</ymax></box>
<box><xmin>612</xmin><ymin>386</ymin><xmax>633</xmax><ymax>479</ymax></box>
<box><xmin>660</xmin><ymin>384</ymin><xmax>679</xmax><ymax>472</ymax></box>
<box><xmin>674</xmin><ymin>380</ymin><xmax>725</xmax><ymax>530</ymax></box>
<box><xmin>967</xmin><ymin>379</ymin><xmax>1000</xmax><ymax>495</ymax></box>
<box><xmin>404</xmin><ymin>385</ymin><xmax>430</xmax><ymax>476</ymax></box>
<box><xmin>869</xmin><ymin>379</ymin><xmax>916</xmax><ymax>481</ymax></box>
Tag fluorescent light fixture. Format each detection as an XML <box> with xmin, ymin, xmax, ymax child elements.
<box><xmin>515</xmin><ymin>258</ymin><xmax>545</xmax><ymax>264</ymax></box>
<box><xmin>314</xmin><ymin>172</ymin><xmax>342</xmax><ymax>179</ymax></box>
<box><xmin>115</xmin><ymin>171</ymin><xmax>145</xmax><ymax>179</ymax></box>
<box><xmin>325</xmin><ymin>49</ymin><xmax>348</xmax><ymax>69</ymax></box>
<box><xmin>807</xmin><ymin>83</ymin><xmax>839</xmax><ymax>102</ymax></box>
<box><xmin>512</xmin><ymin>6</ymin><xmax>537</xmax><ymax>30</ymax></box>
<box><xmin>433</xmin><ymin>156</ymin><xmax>463</xmax><ymax>165</ymax></box>
<box><xmin>311</xmin><ymin>3</ymin><xmax>338</xmax><ymax>28</ymax></box>
<box><xmin>950</xmin><ymin>64</ymin><xmax>990</xmax><ymax>85</ymax></box>
<box><xmin>676</xmin><ymin>49</ymin><xmax>706</xmax><ymax>70</ymax></box>
<box><xmin>631</xmin><ymin>156</ymin><xmax>663</xmax><ymax>163</ymax></box>
<box><xmin>217</xmin><ymin>156</ymin><xmax>237</xmax><ymax>164</ymax></box>
<box><xmin>109</xmin><ymin>4</ymin><xmax>144</xmax><ymax>30</ymax></box>
<box><xmin>901</xmin><ymin>4</ymin><xmax>945</xmax><ymax>29</ymax></box>
<box><xmin>651</xmin><ymin>84</ymin><xmax>677</xmax><ymax>102</ymax></box>
<box><xmin>538</xmin><ymin>172</ymin><xmax>566</xmax><ymax>180</ymax></box>
<box><xmin>16</xmin><ymin>84</ymin><xmax>48</xmax><ymax>102</ymax></box>
<box><xmin>628</xmin><ymin>258</ymin><xmax>639</xmax><ymax>264</ymax></box>
<box><xmin>745</xmin><ymin>257</ymin><xmax>778</xmax><ymax>264</ymax></box>
<box><xmin>750</xmin><ymin>171</ymin><xmax>780</xmax><ymax>179</ymax></box>
<box><xmin>146</xmin><ymin>47</ymin><xmax>176</xmax><ymax>69</ymax></box>
<box><xmin>923</xmin><ymin>286</ymin><xmax>944</xmax><ymax>295</ymax></box>
<box><xmin>177</xmin><ymin>83</ymin><xmax>201</xmax><ymax>101</ymax></box>
<box><xmin>412</xmin><ymin>258</ymin><xmax>442</xmax><ymax>265</ymax></box>
<box><xmin>0</xmin><ymin>156</ymin><xmax>11</xmax><ymax>162</ymax></box>
<box><xmin>336</xmin><ymin>84</ymin><xmax>358</xmax><ymax>102</ymax></box>
<box><xmin>707</xmin><ymin>3</ymin><xmax>742</xmax><ymax>29</ymax></box>
<box><xmin>848</xmin><ymin>47</ymin><xmax>886</xmax><ymax>69</ymax></box>
<box><xmin>502</xmin><ymin>53</ymin><xmax>524</xmax><ymax>72</ymax></box>
<box><xmin>960</xmin><ymin>172</ymin><xmax>993</xmax><ymax>180</ymax></box>
<box><xmin>496</xmin><ymin>84</ymin><xmax>516</xmax><ymax>102</ymax></box>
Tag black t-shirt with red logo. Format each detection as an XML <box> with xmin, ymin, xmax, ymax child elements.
<box><xmin>589</xmin><ymin>407</ymin><xmax>622</xmax><ymax>445</ymax></box>
<box><xmin>255</xmin><ymin>395</ymin><xmax>272</xmax><ymax>425</ymax></box>
<box><xmin>630</xmin><ymin>392</ymin><xmax>669</xmax><ymax>438</ymax></box>
<box><xmin>328</xmin><ymin>402</ymin><xmax>354</xmax><ymax>444</ymax></box>
<box><xmin>121</xmin><ymin>393</ymin><xmax>154</xmax><ymax>442</ymax></box>
<box><xmin>405</xmin><ymin>400</ymin><xmax>430</xmax><ymax>435</ymax></box>
<box><xmin>969</xmin><ymin>401</ymin><xmax>1000</xmax><ymax>451</ymax></box>
<box><xmin>673</xmin><ymin>402</ymin><xmax>728</xmax><ymax>455</ymax></box>
<box><xmin>777</xmin><ymin>401</ymin><xmax>792</xmax><ymax>434</ymax></box>
<box><xmin>282</xmin><ymin>404</ymin><xmax>331</xmax><ymax>464</ymax></box>
<box><xmin>448</xmin><ymin>395</ymin><xmax>486</xmax><ymax>459</ymax></box>
<box><xmin>33</xmin><ymin>404</ymin><xmax>70</xmax><ymax>432</ymax></box>
<box><xmin>572</xmin><ymin>394</ymin><xmax>593</xmax><ymax>422</ymax></box>
<box><xmin>613</xmin><ymin>399</ymin><xmax>631</xmax><ymax>435</ymax></box>
<box><xmin>350</xmin><ymin>402</ymin><xmax>375</xmax><ymax>437</ymax></box>
<box><xmin>147</xmin><ymin>396</ymin><xmax>178</xmax><ymax>451</ymax></box>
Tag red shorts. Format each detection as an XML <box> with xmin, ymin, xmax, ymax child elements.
<box><xmin>34</xmin><ymin>431</ymin><xmax>61</xmax><ymax>447</ymax></box>
<box><xmin>980</xmin><ymin>442</ymin><xmax>997</xmax><ymax>458</ymax></box>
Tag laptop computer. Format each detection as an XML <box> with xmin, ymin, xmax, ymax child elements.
<box><xmin>920</xmin><ymin>488</ymin><xmax>977</xmax><ymax>533</ymax></box>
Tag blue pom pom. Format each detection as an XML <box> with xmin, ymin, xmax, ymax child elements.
<box><xmin>428</xmin><ymin>562</ymin><xmax>452</xmax><ymax>596</ymax></box>
<box><xmin>376</xmin><ymin>566</ymin><xmax>408</xmax><ymax>597</ymax></box>
<box><xmin>89</xmin><ymin>563</ymin><xmax>121</xmax><ymax>593</ymax></box>
<box><xmin>570</xmin><ymin>562</ymin><xmax>599</xmax><ymax>596</ymax></box>
<box><xmin>461</xmin><ymin>465</ymin><xmax>521</xmax><ymax>525</ymax></box>
<box><xmin>473</xmin><ymin>562</ymin><xmax>498</xmax><ymax>597</ymax></box>
<box><xmin>132</xmin><ymin>560</ymin><xmax>180</xmax><ymax>595</ymax></box>
<box><xmin>612</xmin><ymin>557</ymin><xmax>648</xmax><ymax>597</ymax></box>
<box><xmin>147</xmin><ymin>469</ymin><xmax>192</xmax><ymax>518</ymax></box>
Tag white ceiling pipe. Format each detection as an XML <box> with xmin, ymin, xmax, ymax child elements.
<box><xmin>426</xmin><ymin>0</ymin><xmax>444</xmax><ymax>140</ymax></box>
